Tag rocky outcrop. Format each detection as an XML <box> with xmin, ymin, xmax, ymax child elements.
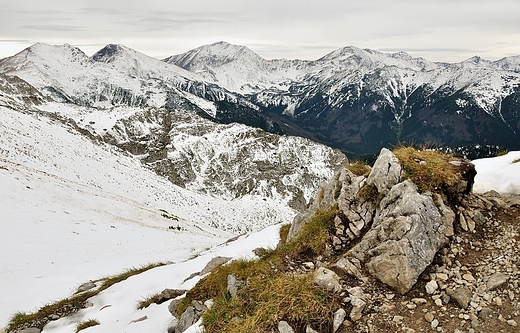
<box><xmin>348</xmin><ymin>180</ymin><xmax>448</xmax><ymax>294</ymax></box>
<box><xmin>288</xmin><ymin>147</ymin><xmax>475</xmax><ymax>294</ymax></box>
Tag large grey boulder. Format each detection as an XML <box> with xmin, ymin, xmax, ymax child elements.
<box><xmin>175</xmin><ymin>306</ymin><xmax>199</xmax><ymax>333</ymax></box>
<box><xmin>366</xmin><ymin>147</ymin><xmax>402</xmax><ymax>195</ymax></box>
<box><xmin>348</xmin><ymin>180</ymin><xmax>448</xmax><ymax>294</ymax></box>
<box><xmin>287</xmin><ymin>166</ymin><xmax>370</xmax><ymax>244</ymax></box>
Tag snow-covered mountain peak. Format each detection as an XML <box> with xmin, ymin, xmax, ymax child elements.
<box><xmin>164</xmin><ymin>41</ymin><xmax>264</xmax><ymax>72</ymax></box>
<box><xmin>91</xmin><ymin>44</ymin><xmax>127</xmax><ymax>63</ymax></box>
<box><xmin>0</xmin><ymin>43</ymin><xmax>89</xmax><ymax>74</ymax></box>
<box><xmin>461</xmin><ymin>55</ymin><xmax>494</xmax><ymax>68</ymax></box>
<box><xmin>492</xmin><ymin>55</ymin><xmax>520</xmax><ymax>72</ymax></box>
<box><xmin>319</xmin><ymin>45</ymin><xmax>367</xmax><ymax>61</ymax></box>
<box><xmin>317</xmin><ymin>46</ymin><xmax>435</xmax><ymax>72</ymax></box>
<box><xmin>26</xmin><ymin>42</ymin><xmax>87</xmax><ymax>60</ymax></box>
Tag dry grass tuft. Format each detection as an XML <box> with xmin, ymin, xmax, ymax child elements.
<box><xmin>393</xmin><ymin>146</ymin><xmax>463</xmax><ymax>194</ymax></box>
<box><xmin>346</xmin><ymin>160</ymin><xmax>371</xmax><ymax>177</ymax></box>
<box><xmin>75</xmin><ymin>319</ymin><xmax>100</xmax><ymax>332</ymax></box>
<box><xmin>180</xmin><ymin>206</ymin><xmax>340</xmax><ymax>333</ymax></box>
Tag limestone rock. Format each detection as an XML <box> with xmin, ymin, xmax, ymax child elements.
<box><xmin>19</xmin><ymin>329</ymin><xmax>41</xmax><ymax>333</ymax></box>
<box><xmin>447</xmin><ymin>287</ymin><xmax>472</xmax><ymax>309</ymax></box>
<box><xmin>425</xmin><ymin>280</ymin><xmax>438</xmax><ymax>294</ymax></box>
<box><xmin>175</xmin><ymin>306</ymin><xmax>198</xmax><ymax>333</ymax></box>
<box><xmin>129</xmin><ymin>315</ymin><xmax>148</xmax><ymax>324</ymax></box>
<box><xmin>227</xmin><ymin>274</ymin><xmax>244</xmax><ymax>298</ymax></box>
<box><xmin>306</xmin><ymin>325</ymin><xmax>319</xmax><ymax>333</ymax></box>
<box><xmin>347</xmin><ymin>286</ymin><xmax>366</xmax><ymax>299</ymax></box>
<box><xmin>169</xmin><ymin>298</ymin><xmax>182</xmax><ymax>318</ymax></box>
<box><xmin>436</xmin><ymin>194</ymin><xmax>455</xmax><ymax>237</ymax></box>
<box><xmin>335</xmin><ymin>258</ymin><xmax>368</xmax><ymax>283</ymax></box>
<box><xmin>333</xmin><ymin>308</ymin><xmax>347</xmax><ymax>332</ymax></box>
<box><xmin>486</xmin><ymin>272</ymin><xmax>509</xmax><ymax>290</ymax></box>
<box><xmin>348</xmin><ymin>180</ymin><xmax>447</xmax><ymax>294</ymax></box>
<box><xmin>350</xmin><ymin>296</ymin><xmax>366</xmax><ymax>321</ymax></box>
<box><xmin>459</xmin><ymin>212</ymin><xmax>468</xmax><ymax>231</ymax></box>
<box><xmin>76</xmin><ymin>281</ymin><xmax>96</xmax><ymax>293</ymax></box>
<box><xmin>313</xmin><ymin>267</ymin><xmax>342</xmax><ymax>293</ymax></box>
<box><xmin>366</xmin><ymin>148</ymin><xmax>402</xmax><ymax>196</ymax></box>
<box><xmin>156</xmin><ymin>289</ymin><xmax>187</xmax><ymax>305</ymax></box>
<box><xmin>278</xmin><ymin>321</ymin><xmax>295</xmax><ymax>333</ymax></box>
<box><xmin>200</xmin><ymin>256</ymin><xmax>232</xmax><ymax>275</ymax></box>
<box><xmin>167</xmin><ymin>317</ymin><xmax>179</xmax><ymax>333</ymax></box>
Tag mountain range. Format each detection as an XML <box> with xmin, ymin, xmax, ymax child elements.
<box><xmin>1</xmin><ymin>41</ymin><xmax>520</xmax><ymax>158</ymax></box>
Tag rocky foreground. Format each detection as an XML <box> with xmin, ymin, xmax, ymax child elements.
<box><xmin>167</xmin><ymin>148</ymin><xmax>519</xmax><ymax>333</ymax></box>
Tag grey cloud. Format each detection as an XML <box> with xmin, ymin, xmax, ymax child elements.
<box><xmin>80</xmin><ymin>7</ymin><xmax>127</xmax><ymax>15</ymax></box>
<box><xmin>22</xmin><ymin>25</ymin><xmax>85</xmax><ymax>32</ymax></box>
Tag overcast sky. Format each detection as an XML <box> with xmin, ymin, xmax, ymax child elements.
<box><xmin>1</xmin><ymin>0</ymin><xmax>519</xmax><ymax>62</ymax></box>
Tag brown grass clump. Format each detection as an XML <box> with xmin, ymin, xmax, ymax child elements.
<box><xmin>511</xmin><ymin>158</ymin><xmax>520</xmax><ymax>164</ymax></box>
<box><xmin>179</xmin><ymin>206</ymin><xmax>340</xmax><ymax>333</ymax></box>
<box><xmin>393</xmin><ymin>146</ymin><xmax>463</xmax><ymax>194</ymax></box>
<box><xmin>204</xmin><ymin>274</ymin><xmax>339</xmax><ymax>333</ymax></box>
<box><xmin>346</xmin><ymin>160</ymin><xmax>371</xmax><ymax>177</ymax></box>
<box><xmin>75</xmin><ymin>319</ymin><xmax>100</xmax><ymax>332</ymax></box>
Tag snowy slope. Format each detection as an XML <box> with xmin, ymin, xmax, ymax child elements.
<box><xmin>0</xmin><ymin>105</ymin><xmax>297</xmax><ymax>328</ymax></box>
<box><xmin>472</xmin><ymin>151</ymin><xmax>520</xmax><ymax>194</ymax></box>
<box><xmin>35</xmin><ymin>102</ymin><xmax>345</xmax><ymax>209</ymax></box>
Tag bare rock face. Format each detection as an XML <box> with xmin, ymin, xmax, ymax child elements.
<box><xmin>278</xmin><ymin>321</ymin><xmax>295</xmax><ymax>333</ymax></box>
<box><xmin>348</xmin><ymin>180</ymin><xmax>448</xmax><ymax>294</ymax></box>
<box><xmin>366</xmin><ymin>147</ymin><xmax>402</xmax><ymax>195</ymax></box>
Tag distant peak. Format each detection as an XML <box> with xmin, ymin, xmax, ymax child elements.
<box><xmin>319</xmin><ymin>45</ymin><xmax>367</xmax><ymax>61</ymax></box>
<box><xmin>16</xmin><ymin>43</ymin><xmax>88</xmax><ymax>61</ymax></box>
<box><xmin>198</xmin><ymin>41</ymin><xmax>251</xmax><ymax>55</ymax></box>
<box><xmin>461</xmin><ymin>55</ymin><xmax>493</xmax><ymax>66</ymax></box>
<box><xmin>91</xmin><ymin>44</ymin><xmax>126</xmax><ymax>63</ymax></box>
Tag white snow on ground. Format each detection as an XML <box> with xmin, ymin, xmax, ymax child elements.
<box><xmin>0</xmin><ymin>106</ymin><xmax>293</xmax><ymax>329</ymax></box>
<box><xmin>472</xmin><ymin>151</ymin><xmax>520</xmax><ymax>194</ymax></box>
<box><xmin>1</xmin><ymin>102</ymin><xmax>519</xmax><ymax>332</ymax></box>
